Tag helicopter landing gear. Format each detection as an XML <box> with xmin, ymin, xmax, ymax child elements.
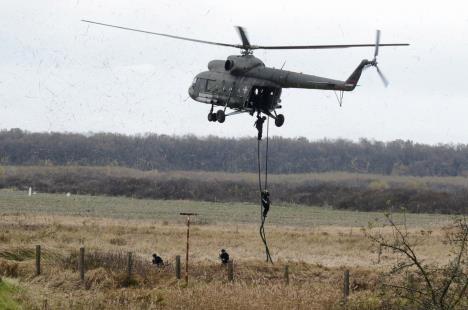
<box><xmin>207</xmin><ymin>106</ymin><xmax>226</xmax><ymax>123</ymax></box>
<box><xmin>216</xmin><ymin>110</ymin><xmax>225</xmax><ymax>123</ymax></box>
<box><xmin>207</xmin><ymin>112</ymin><xmax>217</xmax><ymax>122</ymax></box>
<box><xmin>208</xmin><ymin>105</ymin><xmax>217</xmax><ymax>122</ymax></box>
<box><xmin>274</xmin><ymin>114</ymin><xmax>284</xmax><ymax>127</ymax></box>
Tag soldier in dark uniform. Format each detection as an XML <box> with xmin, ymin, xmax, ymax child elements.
<box><xmin>152</xmin><ymin>253</ymin><xmax>164</xmax><ymax>266</ymax></box>
<box><xmin>254</xmin><ymin>115</ymin><xmax>267</xmax><ymax>140</ymax></box>
<box><xmin>219</xmin><ymin>249</ymin><xmax>229</xmax><ymax>264</ymax></box>
<box><xmin>261</xmin><ymin>190</ymin><xmax>270</xmax><ymax>218</ymax></box>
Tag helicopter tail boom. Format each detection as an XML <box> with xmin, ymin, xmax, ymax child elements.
<box><xmin>343</xmin><ymin>59</ymin><xmax>371</xmax><ymax>90</ymax></box>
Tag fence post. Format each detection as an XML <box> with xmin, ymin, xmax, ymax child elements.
<box><xmin>343</xmin><ymin>269</ymin><xmax>350</xmax><ymax>302</ymax></box>
<box><xmin>79</xmin><ymin>247</ymin><xmax>85</xmax><ymax>281</ymax></box>
<box><xmin>377</xmin><ymin>244</ymin><xmax>382</xmax><ymax>264</ymax></box>
<box><xmin>175</xmin><ymin>255</ymin><xmax>181</xmax><ymax>279</ymax></box>
<box><xmin>127</xmin><ymin>252</ymin><xmax>133</xmax><ymax>280</ymax></box>
<box><xmin>284</xmin><ymin>265</ymin><xmax>289</xmax><ymax>285</ymax></box>
<box><xmin>35</xmin><ymin>245</ymin><xmax>41</xmax><ymax>276</ymax></box>
<box><xmin>227</xmin><ymin>259</ymin><xmax>234</xmax><ymax>282</ymax></box>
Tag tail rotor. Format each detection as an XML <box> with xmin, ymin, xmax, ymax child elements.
<box><xmin>369</xmin><ymin>30</ymin><xmax>389</xmax><ymax>87</ymax></box>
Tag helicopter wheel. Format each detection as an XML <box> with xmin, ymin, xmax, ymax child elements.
<box><xmin>216</xmin><ymin>110</ymin><xmax>225</xmax><ymax>123</ymax></box>
<box><xmin>275</xmin><ymin>114</ymin><xmax>285</xmax><ymax>127</ymax></box>
<box><xmin>207</xmin><ymin>113</ymin><xmax>216</xmax><ymax>122</ymax></box>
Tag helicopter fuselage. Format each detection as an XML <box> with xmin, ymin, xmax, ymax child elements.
<box><xmin>188</xmin><ymin>54</ymin><xmax>367</xmax><ymax>125</ymax></box>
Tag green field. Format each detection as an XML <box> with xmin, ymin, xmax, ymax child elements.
<box><xmin>0</xmin><ymin>189</ymin><xmax>452</xmax><ymax>228</ymax></box>
<box><xmin>0</xmin><ymin>279</ymin><xmax>21</xmax><ymax>310</ymax></box>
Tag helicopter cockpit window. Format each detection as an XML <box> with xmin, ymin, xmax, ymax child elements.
<box><xmin>192</xmin><ymin>78</ymin><xmax>197</xmax><ymax>86</ymax></box>
<box><xmin>206</xmin><ymin>80</ymin><xmax>217</xmax><ymax>92</ymax></box>
<box><xmin>196</xmin><ymin>78</ymin><xmax>207</xmax><ymax>91</ymax></box>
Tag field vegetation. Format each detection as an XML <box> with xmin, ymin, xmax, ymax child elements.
<box><xmin>0</xmin><ymin>278</ymin><xmax>21</xmax><ymax>310</ymax></box>
<box><xmin>0</xmin><ymin>190</ymin><xmax>465</xmax><ymax>309</ymax></box>
<box><xmin>2</xmin><ymin>165</ymin><xmax>468</xmax><ymax>214</ymax></box>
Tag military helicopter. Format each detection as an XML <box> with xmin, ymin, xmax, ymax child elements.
<box><xmin>82</xmin><ymin>20</ymin><xmax>409</xmax><ymax>127</ymax></box>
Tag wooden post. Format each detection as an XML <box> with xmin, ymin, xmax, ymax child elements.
<box><xmin>377</xmin><ymin>244</ymin><xmax>382</xmax><ymax>264</ymax></box>
<box><xmin>35</xmin><ymin>245</ymin><xmax>41</xmax><ymax>276</ymax></box>
<box><xmin>227</xmin><ymin>259</ymin><xmax>234</xmax><ymax>282</ymax></box>
<box><xmin>284</xmin><ymin>265</ymin><xmax>289</xmax><ymax>285</ymax></box>
<box><xmin>127</xmin><ymin>252</ymin><xmax>133</xmax><ymax>280</ymax></box>
<box><xmin>175</xmin><ymin>255</ymin><xmax>181</xmax><ymax>279</ymax></box>
<box><xmin>343</xmin><ymin>270</ymin><xmax>350</xmax><ymax>302</ymax></box>
<box><xmin>180</xmin><ymin>212</ymin><xmax>198</xmax><ymax>286</ymax></box>
<box><xmin>185</xmin><ymin>217</ymin><xmax>190</xmax><ymax>285</ymax></box>
<box><xmin>79</xmin><ymin>247</ymin><xmax>85</xmax><ymax>281</ymax></box>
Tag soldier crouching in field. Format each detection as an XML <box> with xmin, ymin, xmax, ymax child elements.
<box><xmin>219</xmin><ymin>249</ymin><xmax>229</xmax><ymax>265</ymax></box>
<box><xmin>152</xmin><ymin>253</ymin><xmax>164</xmax><ymax>267</ymax></box>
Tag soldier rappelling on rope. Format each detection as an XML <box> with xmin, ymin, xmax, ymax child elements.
<box><xmin>261</xmin><ymin>190</ymin><xmax>270</xmax><ymax>218</ymax></box>
<box><xmin>254</xmin><ymin>113</ymin><xmax>273</xmax><ymax>263</ymax></box>
<box><xmin>254</xmin><ymin>114</ymin><xmax>267</xmax><ymax>140</ymax></box>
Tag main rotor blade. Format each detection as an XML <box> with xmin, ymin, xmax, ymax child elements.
<box><xmin>236</xmin><ymin>26</ymin><xmax>251</xmax><ymax>48</ymax></box>
<box><xmin>252</xmin><ymin>43</ymin><xmax>409</xmax><ymax>50</ymax></box>
<box><xmin>82</xmin><ymin>20</ymin><xmax>242</xmax><ymax>49</ymax></box>
<box><xmin>82</xmin><ymin>20</ymin><xmax>410</xmax><ymax>53</ymax></box>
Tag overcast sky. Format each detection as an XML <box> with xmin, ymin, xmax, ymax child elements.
<box><xmin>1</xmin><ymin>0</ymin><xmax>467</xmax><ymax>144</ymax></box>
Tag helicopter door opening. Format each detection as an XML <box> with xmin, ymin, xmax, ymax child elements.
<box><xmin>248</xmin><ymin>86</ymin><xmax>279</xmax><ymax>110</ymax></box>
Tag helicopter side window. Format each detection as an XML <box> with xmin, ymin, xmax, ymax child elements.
<box><xmin>223</xmin><ymin>81</ymin><xmax>233</xmax><ymax>93</ymax></box>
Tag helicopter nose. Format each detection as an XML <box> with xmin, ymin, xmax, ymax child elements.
<box><xmin>188</xmin><ymin>86</ymin><xmax>195</xmax><ymax>99</ymax></box>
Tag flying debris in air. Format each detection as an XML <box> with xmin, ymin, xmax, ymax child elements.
<box><xmin>82</xmin><ymin>20</ymin><xmax>409</xmax><ymax>263</ymax></box>
<box><xmin>81</xmin><ymin>20</ymin><xmax>409</xmax><ymax>126</ymax></box>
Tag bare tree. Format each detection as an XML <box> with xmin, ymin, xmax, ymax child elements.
<box><xmin>366</xmin><ymin>214</ymin><xmax>467</xmax><ymax>310</ymax></box>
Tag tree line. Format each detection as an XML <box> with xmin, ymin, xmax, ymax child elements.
<box><xmin>2</xmin><ymin>128</ymin><xmax>468</xmax><ymax>176</ymax></box>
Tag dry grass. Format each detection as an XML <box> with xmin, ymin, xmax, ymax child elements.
<box><xmin>0</xmin><ymin>213</ymin><xmax>451</xmax><ymax>267</ymax></box>
<box><xmin>0</xmin><ymin>190</ymin><xmax>457</xmax><ymax>309</ymax></box>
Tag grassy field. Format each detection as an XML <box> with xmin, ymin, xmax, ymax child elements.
<box><xmin>0</xmin><ymin>189</ymin><xmax>452</xmax><ymax>227</ymax></box>
<box><xmin>0</xmin><ymin>189</ymin><xmax>462</xmax><ymax>309</ymax></box>
<box><xmin>0</xmin><ymin>278</ymin><xmax>21</xmax><ymax>310</ymax></box>
<box><xmin>4</xmin><ymin>165</ymin><xmax>468</xmax><ymax>214</ymax></box>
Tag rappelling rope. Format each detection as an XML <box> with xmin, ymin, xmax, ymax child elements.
<box><xmin>257</xmin><ymin>116</ymin><xmax>273</xmax><ymax>263</ymax></box>
<box><xmin>265</xmin><ymin>116</ymin><xmax>269</xmax><ymax>189</ymax></box>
